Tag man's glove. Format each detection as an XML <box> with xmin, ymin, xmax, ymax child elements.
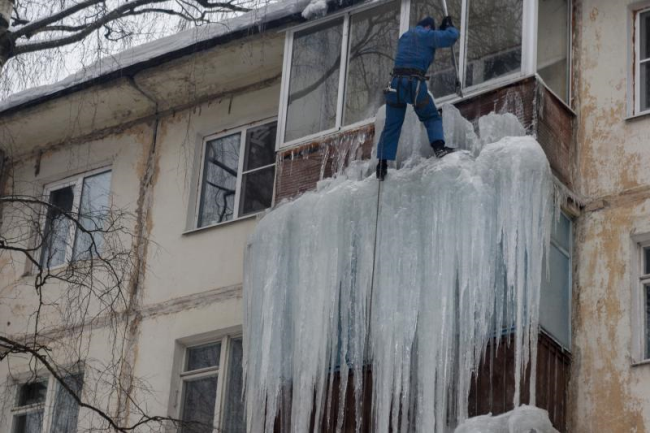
<box><xmin>440</xmin><ymin>16</ymin><xmax>454</xmax><ymax>30</ymax></box>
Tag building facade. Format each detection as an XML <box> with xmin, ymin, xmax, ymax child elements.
<box><xmin>0</xmin><ymin>0</ymin><xmax>641</xmax><ymax>431</ymax></box>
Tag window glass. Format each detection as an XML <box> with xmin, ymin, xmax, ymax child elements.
<box><xmin>187</xmin><ymin>343</ymin><xmax>221</xmax><ymax>371</ymax></box>
<box><xmin>41</xmin><ymin>186</ymin><xmax>75</xmax><ymax>267</ymax></box>
<box><xmin>181</xmin><ymin>376</ymin><xmax>219</xmax><ymax>433</ymax></box>
<box><xmin>644</xmin><ymin>247</ymin><xmax>650</xmax><ymax>275</ymax></box>
<box><xmin>17</xmin><ymin>381</ymin><xmax>47</xmax><ymax>406</ymax></box>
<box><xmin>646</xmin><ymin>285</ymin><xmax>650</xmax><ymax>359</ymax></box>
<box><xmin>240</xmin><ymin>167</ymin><xmax>275</xmax><ymax>217</ymax></box>
<box><xmin>343</xmin><ymin>1</ymin><xmax>401</xmax><ymax>126</ymax></box>
<box><xmin>198</xmin><ymin>134</ymin><xmax>241</xmax><ymax>227</ymax></box>
<box><xmin>410</xmin><ymin>0</ymin><xmax>462</xmax><ymax>98</ymax></box>
<box><xmin>14</xmin><ymin>381</ymin><xmax>47</xmax><ymax>433</ymax></box>
<box><xmin>240</xmin><ymin>123</ymin><xmax>277</xmax><ymax>217</ymax></box>
<box><xmin>50</xmin><ymin>374</ymin><xmax>83</xmax><ymax>433</ymax></box>
<box><xmin>243</xmin><ymin>123</ymin><xmax>276</xmax><ymax>172</ymax></box>
<box><xmin>222</xmin><ymin>339</ymin><xmax>246</xmax><ymax>432</ymax></box>
<box><xmin>640</xmin><ymin>11</ymin><xmax>650</xmax><ymax>111</ymax></box>
<box><xmin>73</xmin><ymin>171</ymin><xmax>112</xmax><ymax>260</ymax></box>
<box><xmin>285</xmin><ymin>19</ymin><xmax>344</xmax><ymax>142</ymax></box>
<box><xmin>540</xmin><ymin>213</ymin><xmax>572</xmax><ymax>349</ymax></box>
<box><xmin>13</xmin><ymin>412</ymin><xmax>44</xmax><ymax>433</ymax></box>
<box><xmin>465</xmin><ymin>0</ymin><xmax>523</xmax><ymax>88</ymax></box>
<box><xmin>537</xmin><ymin>0</ymin><xmax>570</xmax><ymax>102</ymax></box>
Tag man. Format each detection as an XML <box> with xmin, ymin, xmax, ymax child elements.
<box><xmin>376</xmin><ymin>15</ymin><xmax>460</xmax><ymax>180</ymax></box>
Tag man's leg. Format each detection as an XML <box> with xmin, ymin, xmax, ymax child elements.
<box><xmin>377</xmin><ymin>93</ymin><xmax>407</xmax><ymax>161</ymax></box>
<box><xmin>414</xmin><ymin>87</ymin><xmax>455</xmax><ymax>158</ymax></box>
<box><xmin>413</xmin><ymin>89</ymin><xmax>444</xmax><ymax>144</ymax></box>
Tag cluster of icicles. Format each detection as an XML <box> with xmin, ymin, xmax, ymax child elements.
<box><xmin>243</xmin><ymin>105</ymin><xmax>556</xmax><ymax>433</ymax></box>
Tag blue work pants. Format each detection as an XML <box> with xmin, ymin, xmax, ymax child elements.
<box><xmin>377</xmin><ymin>76</ymin><xmax>443</xmax><ymax>161</ymax></box>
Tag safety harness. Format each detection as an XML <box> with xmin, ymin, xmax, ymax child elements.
<box><xmin>385</xmin><ymin>68</ymin><xmax>430</xmax><ymax>108</ymax></box>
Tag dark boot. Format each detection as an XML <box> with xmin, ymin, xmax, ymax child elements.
<box><xmin>376</xmin><ymin>159</ymin><xmax>388</xmax><ymax>181</ymax></box>
<box><xmin>431</xmin><ymin>140</ymin><xmax>456</xmax><ymax>158</ymax></box>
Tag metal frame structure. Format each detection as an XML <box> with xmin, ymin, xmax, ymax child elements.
<box><xmin>277</xmin><ymin>0</ymin><xmax>546</xmax><ymax>150</ymax></box>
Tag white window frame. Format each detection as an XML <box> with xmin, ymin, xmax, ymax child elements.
<box><xmin>633</xmin><ymin>235</ymin><xmax>650</xmax><ymax>364</ymax></box>
<box><xmin>38</xmin><ymin>166</ymin><xmax>112</xmax><ymax>269</ymax></box>
<box><xmin>174</xmin><ymin>334</ymin><xmax>243</xmax><ymax>432</ymax></box>
<box><xmin>277</xmin><ymin>0</ymin><xmax>539</xmax><ymax>150</ymax></box>
<box><xmin>10</xmin><ymin>370</ymin><xmax>84</xmax><ymax>433</ymax></box>
<box><xmin>192</xmin><ymin>119</ymin><xmax>277</xmax><ymax>231</ymax></box>
<box><xmin>634</xmin><ymin>6</ymin><xmax>650</xmax><ymax>116</ymax></box>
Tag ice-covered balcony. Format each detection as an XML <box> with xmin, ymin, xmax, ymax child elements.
<box><xmin>261</xmin><ymin>1</ymin><xmax>576</xmax><ymax>432</ymax></box>
<box><xmin>275</xmin><ymin>0</ymin><xmax>573</xmax><ymax>153</ymax></box>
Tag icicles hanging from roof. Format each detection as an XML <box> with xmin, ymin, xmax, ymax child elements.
<box><xmin>243</xmin><ymin>106</ymin><xmax>554</xmax><ymax>433</ymax></box>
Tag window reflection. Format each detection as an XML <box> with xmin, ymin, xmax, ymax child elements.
<box><xmin>344</xmin><ymin>1</ymin><xmax>401</xmax><ymax>125</ymax></box>
<box><xmin>286</xmin><ymin>19</ymin><xmax>343</xmax><ymax>142</ymax></box>
<box><xmin>198</xmin><ymin>133</ymin><xmax>241</xmax><ymax>227</ymax></box>
<box><xmin>465</xmin><ymin>0</ymin><xmax>523</xmax><ymax>87</ymax></box>
<box><xmin>41</xmin><ymin>186</ymin><xmax>75</xmax><ymax>267</ymax></box>
<box><xmin>537</xmin><ymin>0</ymin><xmax>570</xmax><ymax>102</ymax></box>
<box><xmin>410</xmin><ymin>0</ymin><xmax>462</xmax><ymax>98</ymax></box>
<box><xmin>73</xmin><ymin>171</ymin><xmax>112</xmax><ymax>260</ymax></box>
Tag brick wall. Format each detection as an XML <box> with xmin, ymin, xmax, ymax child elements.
<box><xmin>274</xmin><ymin>123</ymin><xmax>375</xmax><ymax>203</ymax></box>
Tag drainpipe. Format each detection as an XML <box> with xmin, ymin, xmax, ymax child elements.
<box><xmin>113</xmin><ymin>75</ymin><xmax>161</xmax><ymax>426</ymax></box>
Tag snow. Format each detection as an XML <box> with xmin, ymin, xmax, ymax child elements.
<box><xmin>302</xmin><ymin>0</ymin><xmax>330</xmax><ymax>18</ymax></box>
<box><xmin>243</xmin><ymin>106</ymin><xmax>555</xmax><ymax>432</ymax></box>
<box><xmin>454</xmin><ymin>406</ymin><xmax>560</xmax><ymax>433</ymax></box>
<box><xmin>0</xmin><ymin>0</ymin><xmax>310</xmax><ymax>113</ymax></box>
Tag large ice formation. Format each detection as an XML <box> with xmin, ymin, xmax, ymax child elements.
<box><xmin>244</xmin><ymin>105</ymin><xmax>555</xmax><ymax>433</ymax></box>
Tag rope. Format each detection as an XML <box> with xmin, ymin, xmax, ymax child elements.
<box><xmin>360</xmin><ymin>176</ymin><xmax>382</xmax><ymax>430</ymax></box>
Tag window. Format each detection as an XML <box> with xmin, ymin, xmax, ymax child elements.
<box><xmin>280</xmin><ymin>1</ymin><xmax>401</xmax><ymax>145</ymax></box>
<box><xmin>11</xmin><ymin>374</ymin><xmax>83</xmax><ymax>433</ymax></box>
<box><xmin>540</xmin><ymin>212</ymin><xmax>572</xmax><ymax>349</ymax></box>
<box><xmin>279</xmin><ymin>0</ymin><xmax>545</xmax><ymax>146</ymax></box>
<box><xmin>40</xmin><ymin>170</ymin><xmax>112</xmax><ymax>267</ymax></box>
<box><xmin>178</xmin><ymin>337</ymin><xmax>245</xmax><ymax>433</ymax></box>
<box><xmin>636</xmin><ymin>8</ymin><xmax>650</xmax><ymax>114</ymax></box>
<box><xmin>537</xmin><ymin>0</ymin><xmax>571</xmax><ymax>103</ymax></box>
<box><xmin>639</xmin><ymin>243</ymin><xmax>650</xmax><ymax>360</ymax></box>
<box><xmin>196</xmin><ymin>121</ymin><xmax>276</xmax><ymax>228</ymax></box>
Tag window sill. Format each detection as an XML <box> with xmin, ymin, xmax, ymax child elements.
<box><xmin>183</xmin><ymin>213</ymin><xmax>260</xmax><ymax>236</ymax></box>
<box><xmin>625</xmin><ymin>109</ymin><xmax>650</xmax><ymax>122</ymax></box>
<box><xmin>631</xmin><ymin>358</ymin><xmax>650</xmax><ymax>367</ymax></box>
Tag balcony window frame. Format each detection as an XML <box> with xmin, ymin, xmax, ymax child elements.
<box><xmin>37</xmin><ymin>167</ymin><xmax>112</xmax><ymax>270</ymax></box>
<box><xmin>192</xmin><ymin>119</ymin><xmax>278</xmax><ymax>231</ymax></box>
<box><xmin>277</xmin><ymin>0</ymin><xmax>540</xmax><ymax>149</ymax></box>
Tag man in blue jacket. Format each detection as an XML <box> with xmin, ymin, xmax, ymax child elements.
<box><xmin>376</xmin><ymin>16</ymin><xmax>460</xmax><ymax>180</ymax></box>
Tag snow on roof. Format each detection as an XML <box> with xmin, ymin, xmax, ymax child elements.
<box><xmin>0</xmin><ymin>0</ymin><xmax>311</xmax><ymax>114</ymax></box>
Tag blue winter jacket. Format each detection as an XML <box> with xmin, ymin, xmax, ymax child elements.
<box><xmin>394</xmin><ymin>25</ymin><xmax>460</xmax><ymax>72</ymax></box>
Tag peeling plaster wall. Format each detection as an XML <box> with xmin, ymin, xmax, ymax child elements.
<box><xmin>572</xmin><ymin>0</ymin><xmax>650</xmax><ymax>431</ymax></box>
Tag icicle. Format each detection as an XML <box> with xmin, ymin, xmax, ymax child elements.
<box><xmin>244</xmin><ymin>109</ymin><xmax>554</xmax><ymax>433</ymax></box>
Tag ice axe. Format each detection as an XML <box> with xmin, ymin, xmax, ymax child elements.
<box><xmin>439</xmin><ymin>0</ymin><xmax>463</xmax><ymax>98</ymax></box>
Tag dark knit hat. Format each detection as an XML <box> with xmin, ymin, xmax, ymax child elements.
<box><xmin>417</xmin><ymin>16</ymin><xmax>435</xmax><ymax>29</ymax></box>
